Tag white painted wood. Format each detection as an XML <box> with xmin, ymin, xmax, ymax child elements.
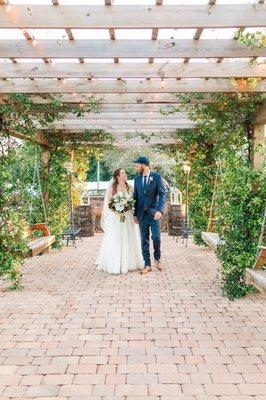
<box><xmin>201</xmin><ymin>232</ymin><xmax>221</xmax><ymax>250</ymax></box>
<box><xmin>93</xmin><ymin>104</ymin><xmax>187</xmax><ymax>112</ymax></box>
<box><xmin>0</xmin><ymin>5</ymin><xmax>265</xmax><ymax>28</ymax></box>
<box><xmin>1</xmin><ymin>78</ymin><xmax>266</xmax><ymax>93</ymax></box>
<box><xmin>1</xmin><ymin>62</ymin><xmax>265</xmax><ymax>79</ymax></box>
<box><xmin>48</xmin><ymin>118</ymin><xmax>192</xmax><ymax>125</ymax></box>
<box><xmin>65</xmin><ymin>111</ymin><xmax>188</xmax><ymax>119</ymax></box>
<box><xmin>0</xmin><ymin>40</ymin><xmax>265</xmax><ymax>59</ymax></box>
<box><xmin>0</xmin><ymin>93</ymin><xmax>213</xmax><ymax>105</ymax></box>
<box><xmin>41</xmin><ymin>124</ymin><xmax>195</xmax><ymax>130</ymax></box>
<box><xmin>245</xmin><ymin>269</ymin><xmax>266</xmax><ymax>295</ymax></box>
<box><xmin>67</xmin><ymin>138</ymin><xmax>178</xmax><ymax>145</ymax></box>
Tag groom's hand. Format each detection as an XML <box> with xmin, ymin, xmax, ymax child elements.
<box><xmin>134</xmin><ymin>217</ymin><xmax>139</xmax><ymax>224</ymax></box>
<box><xmin>154</xmin><ymin>211</ymin><xmax>162</xmax><ymax>221</ymax></box>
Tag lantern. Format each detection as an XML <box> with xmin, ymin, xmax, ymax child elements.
<box><xmin>81</xmin><ymin>190</ymin><xmax>90</xmax><ymax>206</ymax></box>
<box><xmin>170</xmin><ymin>187</ymin><xmax>182</xmax><ymax>205</ymax></box>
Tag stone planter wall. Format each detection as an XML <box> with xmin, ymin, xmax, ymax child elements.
<box><xmin>167</xmin><ymin>204</ymin><xmax>185</xmax><ymax>236</ymax></box>
<box><xmin>73</xmin><ymin>205</ymin><xmax>94</xmax><ymax>237</ymax></box>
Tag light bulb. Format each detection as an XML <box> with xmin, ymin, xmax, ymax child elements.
<box><xmin>6</xmin><ymin>5</ymin><xmax>12</xmax><ymax>13</ymax></box>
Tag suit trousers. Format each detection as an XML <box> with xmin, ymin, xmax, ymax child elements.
<box><xmin>139</xmin><ymin>210</ymin><xmax>161</xmax><ymax>267</ymax></box>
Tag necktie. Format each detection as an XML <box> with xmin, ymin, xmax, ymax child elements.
<box><xmin>143</xmin><ymin>175</ymin><xmax>148</xmax><ymax>188</ymax></box>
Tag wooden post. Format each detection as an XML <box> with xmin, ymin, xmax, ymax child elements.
<box><xmin>253</xmin><ymin>103</ymin><xmax>266</xmax><ymax>171</ymax></box>
<box><xmin>41</xmin><ymin>147</ymin><xmax>50</xmax><ymax>204</ymax></box>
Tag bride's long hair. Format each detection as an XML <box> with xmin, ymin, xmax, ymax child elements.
<box><xmin>112</xmin><ymin>168</ymin><xmax>129</xmax><ymax>195</ymax></box>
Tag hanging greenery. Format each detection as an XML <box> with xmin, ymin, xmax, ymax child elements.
<box><xmin>235</xmin><ymin>30</ymin><xmax>266</xmax><ymax>50</ymax></box>
<box><xmin>231</xmin><ymin>30</ymin><xmax>266</xmax><ymax>90</ymax></box>
<box><xmin>0</xmin><ymin>94</ymin><xmax>113</xmax><ymax>288</ymax></box>
<box><xmin>161</xmin><ymin>92</ymin><xmax>265</xmax><ymax>298</ymax></box>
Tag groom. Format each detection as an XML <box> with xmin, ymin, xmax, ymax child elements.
<box><xmin>133</xmin><ymin>156</ymin><xmax>166</xmax><ymax>275</ymax></box>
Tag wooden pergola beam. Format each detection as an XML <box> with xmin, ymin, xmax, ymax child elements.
<box><xmin>7</xmin><ymin>131</ymin><xmax>49</xmax><ymax>146</ymax></box>
<box><xmin>0</xmin><ymin>93</ymin><xmax>217</xmax><ymax>105</ymax></box>
<box><xmin>0</xmin><ymin>4</ymin><xmax>265</xmax><ymax>28</ymax></box>
<box><xmin>1</xmin><ymin>62</ymin><xmax>265</xmax><ymax>79</ymax></box>
<box><xmin>41</xmin><ymin>126</ymin><xmax>196</xmax><ymax>131</ymax></box>
<box><xmin>0</xmin><ymin>78</ymin><xmax>265</xmax><ymax>93</ymax></box>
<box><xmin>64</xmin><ymin>111</ymin><xmax>188</xmax><ymax>119</ymax></box>
<box><xmin>63</xmin><ymin>138</ymin><xmax>179</xmax><ymax>145</ymax></box>
<box><xmin>43</xmin><ymin>125</ymin><xmax>195</xmax><ymax>131</ymax></box>
<box><xmin>0</xmin><ymin>39</ymin><xmax>264</xmax><ymax>59</ymax></box>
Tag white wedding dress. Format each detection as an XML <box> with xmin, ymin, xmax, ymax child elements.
<box><xmin>96</xmin><ymin>186</ymin><xmax>144</xmax><ymax>275</ymax></box>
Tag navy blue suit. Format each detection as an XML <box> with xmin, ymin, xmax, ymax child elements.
<box><xmin>133</xmin><ymin>172</ymin><xmax>166</xmax><ymax>267</ymax></box>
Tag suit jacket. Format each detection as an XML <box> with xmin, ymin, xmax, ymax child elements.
<box><xmin>133</xmin><ymin>171</ymin><xmax>166</xmax><ymax>221</ymax></box>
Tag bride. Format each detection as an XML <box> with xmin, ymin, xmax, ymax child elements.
<box><xmin>96</xmin><ymin>168</ymin><xmax>144</xmax><ymax>274</ymax></box>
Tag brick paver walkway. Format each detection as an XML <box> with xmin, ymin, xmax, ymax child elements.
<box><xmin>0</xmin><ymin>233</ymin><xmax>265</xmax><ymax>400</ymax></box>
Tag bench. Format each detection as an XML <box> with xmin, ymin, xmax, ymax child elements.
<box><xmin>201</xmin><ymin>231</ymin><xmax>221</xmax><ymax>250</ymax></box>
<box><xmin>245</xmin><ymin>246</ymin><xmax>266</xmax><ymax>296</ymax></box>
<box><xmin>27</xmin><ymin>224</ymin><xmax>55</xmax><ymax>257</ymax></box>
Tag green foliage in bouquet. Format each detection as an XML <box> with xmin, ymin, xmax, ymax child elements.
<box><xmin>108</xmin><ymin>192</ymin><xmax>135</xmax><ymax>223</ymax></box>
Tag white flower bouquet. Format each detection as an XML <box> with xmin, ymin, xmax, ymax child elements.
<box><xmin>108</xmin><ymin>191</ymin><xmax>135</xmax><ymax>222</ymax></box>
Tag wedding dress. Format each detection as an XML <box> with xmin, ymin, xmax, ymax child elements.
<box><xmin>96</xmin><ymin>183</ymin><xmax>144</xmax><ymax>275</ymax></box>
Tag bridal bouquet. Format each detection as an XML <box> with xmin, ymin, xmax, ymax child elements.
<box><xmin>108</xmin><ymin>192</ymin><xmax>135</xmax><ymax>222</ymax></box>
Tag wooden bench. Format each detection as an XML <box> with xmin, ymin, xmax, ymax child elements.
<box><xmin>245</xmin><ymin>246</ymin><xmax>266</xmax><ymax>295</ymax></box>
<box><xmin>201</xmin><ymin>231</ymin><xmax>221</xmax><ymax>250</ymax></box>
<box><xmin>27</xmin><ymin>224</ymin><xmax>55</xmax><ymax>257</ymax></box>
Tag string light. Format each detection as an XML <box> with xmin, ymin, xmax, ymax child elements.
<box><xmin>160</xmin><ymin>79</ymin><xmax>166</xmax><ymax>89</ymax></box>
<box><xmin>5</xmin><ymin>5</ymin><xmax>12</xmax><ymax>13</ymax></box>
<box><xmin>32</xmin><ymin>39</ymin><xmax>38</xmax><ymax>46</ymax></box>
<box><xmin>72</xmin><ymin>93</ymin><xmax>77</xmax><ymax>97</ymax></box>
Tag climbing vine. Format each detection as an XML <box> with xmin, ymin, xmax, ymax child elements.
<box><xmin>235</xmin><ymin>30</ymin><xmax>266</xmax><ymax>50</ymax></box>
<box><xmin>215</xmin><ymin>153</ymin><xmax>265</xmax><ymax>299</ymax></box>
<box><xmin>0</xmin><ymin>94</ymin><xmax>113</xmax><ymax>288</ymax></box>
<box><xmin>232</xmin><ymin>30</ymin><xmax>266</xmax><ymax>90</ymax></box>
<box><xmin>161</xmin><ymin>92</ymin><xmax>265</xmax><ymax>298</ymax></box>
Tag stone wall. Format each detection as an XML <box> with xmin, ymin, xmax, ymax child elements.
<box><xmin>74</xmin><ymin>195</ymin><xmax>176</xmax><ymax>235</ymax></box>
<box><xmin>167</xmin><ymin>204</ymin><xmax>185</xmax><ymax>236</ymax></box>
<box><xmin>73</xmin><ymin>205</ymin><xmax>94</xmax><ymax>237</ymax></box>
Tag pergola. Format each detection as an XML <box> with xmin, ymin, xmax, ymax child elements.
<box><xmin>0</xmin><ymin>0</ymin><xmax>266</xmax><ymax>146</ymax></box>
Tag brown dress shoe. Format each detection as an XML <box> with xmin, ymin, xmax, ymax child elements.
<box><xmin>140</xmin><ymin>266</ymin><xmax>152</xmax><ymax>274</ymax></box>
<box><xmin>155</xmin><ymin>261</ymin><xmax>163</xmax><ymax>271</ymax></box>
